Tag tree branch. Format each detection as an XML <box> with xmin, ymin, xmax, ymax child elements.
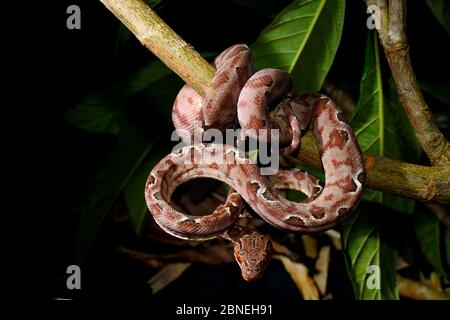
<box><xmin>286</xmin><ymin>133</ymin><xmax>450</xmax><ymax>203</ymax></box>
<box><xmin>100</xmin><ymin>0</ymin><xmax>450</xmax><ymax>204</ymax></box>
<box><xmin>366</xmin><ymin>0</ymin><xmax>450</xmax><ymax>166</ymax></box>
<box><xmin>100</xmin><ymin>0</ymin><xmax>215</xmax><ymax>96</ymax></box>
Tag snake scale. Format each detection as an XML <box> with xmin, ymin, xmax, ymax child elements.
<box><xmin>145</xmin><ymin>44</ymin><xmax>365</xmax><ymax>281</ymax></box>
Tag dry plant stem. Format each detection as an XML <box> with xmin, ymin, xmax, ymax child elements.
<box><xmin>99</xmin><ymin>0</ymin><xmax>215</xmax><ymax>96</ymax></box>
<box><xmin>396</xmin><ymin>275</ymin><xmax>450</xmax><ymax>300</ymax></box>
<box><xmin>425</xmin><ymin>203</ymin><xmax>450</xmax><ymax>230</ymax></box>
<box><xmin>366</xmin><ymin>0</ymin><xmax>450</xmax><ymax>166</ymax></box>
<box><xmin>100</xmin><ymin>0</ymin><xmax>450</xmax><ymax>203</ymax></box>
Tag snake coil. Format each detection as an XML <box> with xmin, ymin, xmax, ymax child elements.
<box><xmin>145</xmin><ymin>44</ymin><xmax>365</xmax><ymax>281</ymax></box>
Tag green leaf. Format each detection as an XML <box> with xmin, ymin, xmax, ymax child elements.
<box><xmin>65</xmin><ymin>60</ymin><xmax>173</xmax><ymax>135</ymax></box>
<box><xmin>65</xmin><ymin>100</ymin><xmax>121</xmax><ymax>135</ymax></box>
<box><xmin>66</xmin><ymin>51</ymin><xmax>217</xmax><ymax>135</ymax></box>
<box><xmin>420</xmin><ymin>82</ymin><xmax>450</xmax><ymax>107</ymax></box>
<box><xmin>342</xmin><ymin>208</ymin><xmax>399</xmax><ymax>300</ymax></box>
<box><xmin>252</xmin><ymin>0</ymin><xmax>345</xmax><ymax>93</ymax></box>
<box><xmin>124</xmin><ymin>150</ymin><xmax>167</xmax><ymax>236</ymax></box>
<box><xmin>74</xmin><ymin>112</ymin><xmax>155</xmax><ymax>262</ymax></box>
<box><xmin>342</xmin><ymin>32</ymin><xmax>418</xmax><ymax>300</ymax></box>
<box><xmin>350</xmin><ymin>32</ymin><xmax>420</xmax><ymax>214</ymax></box>
<box><xmin>426</xmin><ymin>0</ymin><xmax>450</xmax><ymax>35</ymax></box>
<box><xmin>413</xmin><ymin>210</ymin><xmax>450</xmax><ymax>279</ymax></box>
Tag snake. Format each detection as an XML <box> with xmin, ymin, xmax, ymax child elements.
<box><xmin>145</xmin><ymin>44</ymin><xmax>365</xmax><ymax>281</ymax></box>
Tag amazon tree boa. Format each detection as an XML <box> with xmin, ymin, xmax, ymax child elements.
<box><xmin>145</xmin><ymin>44</ymin><xmax>365</xmax><ymax>281</ymax></box>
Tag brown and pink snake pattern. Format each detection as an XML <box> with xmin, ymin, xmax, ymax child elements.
<box><xmin>145</xmin><ymin>44</ymin><xmax>365</xmax><ymax>281</ymax></box>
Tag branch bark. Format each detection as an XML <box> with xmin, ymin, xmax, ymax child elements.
<box><xmin>287</xmin><ymin>132</ymin><xmax>450</xmax><ymax>203</ymax></box>
<box><xmin>366</xmin><ymin>0</ymin><xmax>450</xmax><ymax>166</ymax></box>
<box><xmin>100</xmin><ymin>0</ymin><xmax>215</xmax><ymax>96</ymax></box>
<box><xmin>100</xmin><ymin>0</ymin><xmax>450</xmax><ymax>204</ymax></box>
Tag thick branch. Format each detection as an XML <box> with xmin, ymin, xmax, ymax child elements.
<box><xmin>100</xmin><ymin>0</ymin><xmax>215</xmax><ymax>96</ymax></box>
<box><xmin>366</xmin><ymin>0</ymin><xmax>450</xmax><ymax>166</ymax></box>
<box><xmin>288</xmin><ymin>132</ymin><xmax>450</xmax><ymax>203</ymax></box>
<box><xmin>100</xmin><ymin>0</ymin><xmax>450</xmax><ymax>203</ymax></box>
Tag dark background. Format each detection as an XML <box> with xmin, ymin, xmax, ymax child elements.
<box><xmin>32</xmin><ymin>0</ymin><xmax>449</xmax><ymax>305</ymax></box>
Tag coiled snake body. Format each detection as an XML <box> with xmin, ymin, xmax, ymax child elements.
<box><xmin>145</xmin><ymin>44</ymin><xmax>365</xmax><ymax>281</ymax></box>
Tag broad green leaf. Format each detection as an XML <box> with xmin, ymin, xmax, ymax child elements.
<box><xmin>252</xmin><ymin>0</ymin><xmax>345</xmax><ymax>93</ymax></box>
<box><xmin>342</xmin><ymin>208</ymin><xmax>398</xmax><ymax>300</ymax></box>
<box><xmin>66</xmin><ymin>52</ymin><xmax>216</xmax><ymax>135</ymax></box>
<box><xmin>65</xmin><ymin>101</ymin><xmax>120</xmax><ymax>135</ymax></box>
<box><xmin>74</xmin><ymin>112</ymin><xmax>155</xmax><ymax>262</ymax></box>
<box><xmin>426</xmin><ymin>0</ymin><xmax>450</xmax><ymax>35</ymax></box>
<box><xmin>342</xmin><ymin>32</ymin><xmax>413</xmax><ymax>300</ymax></box>
<box><xmin>350</xmin><ymin>32</ymin><xmax>420</xmax><ymax>214</ymax></box>
<box><xmin>413</xmin><ymin>210</ymin><xmax>450</xmax><ymax>279</ymax></box>
<box><xmin>420</xmin><ymin>82</ymin><xmax>450</xmax><ymax>107</ymax></box>
<box><xmin>124</xmin><ymin>149</ymin><xmax>167</xmax><ymax>236</ymax></box>
<box><xmin>65</xmin><ymin>60</ymin><xmax>173</xmax><ymax>135</ymax></box>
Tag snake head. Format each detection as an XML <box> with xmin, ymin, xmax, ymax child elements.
<box><xmin>233</xmin><ymin>230</ymin><xmax>273</xmax><ymax>281</ymax></box>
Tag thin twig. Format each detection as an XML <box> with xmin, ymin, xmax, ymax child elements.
<box><xmin>99</xmin><ymin>0</ymin><xmax>450</xmax><ymax>203</ymax></box>
<box><xmin>365</xmin><ymin>0</ymin><xmax>450</xmax><ymax>166</ymax></box>
<box><xmin>425</xmin><ymin>203</ymin><xmax>450</xmax><ymax>230</ymax></box>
